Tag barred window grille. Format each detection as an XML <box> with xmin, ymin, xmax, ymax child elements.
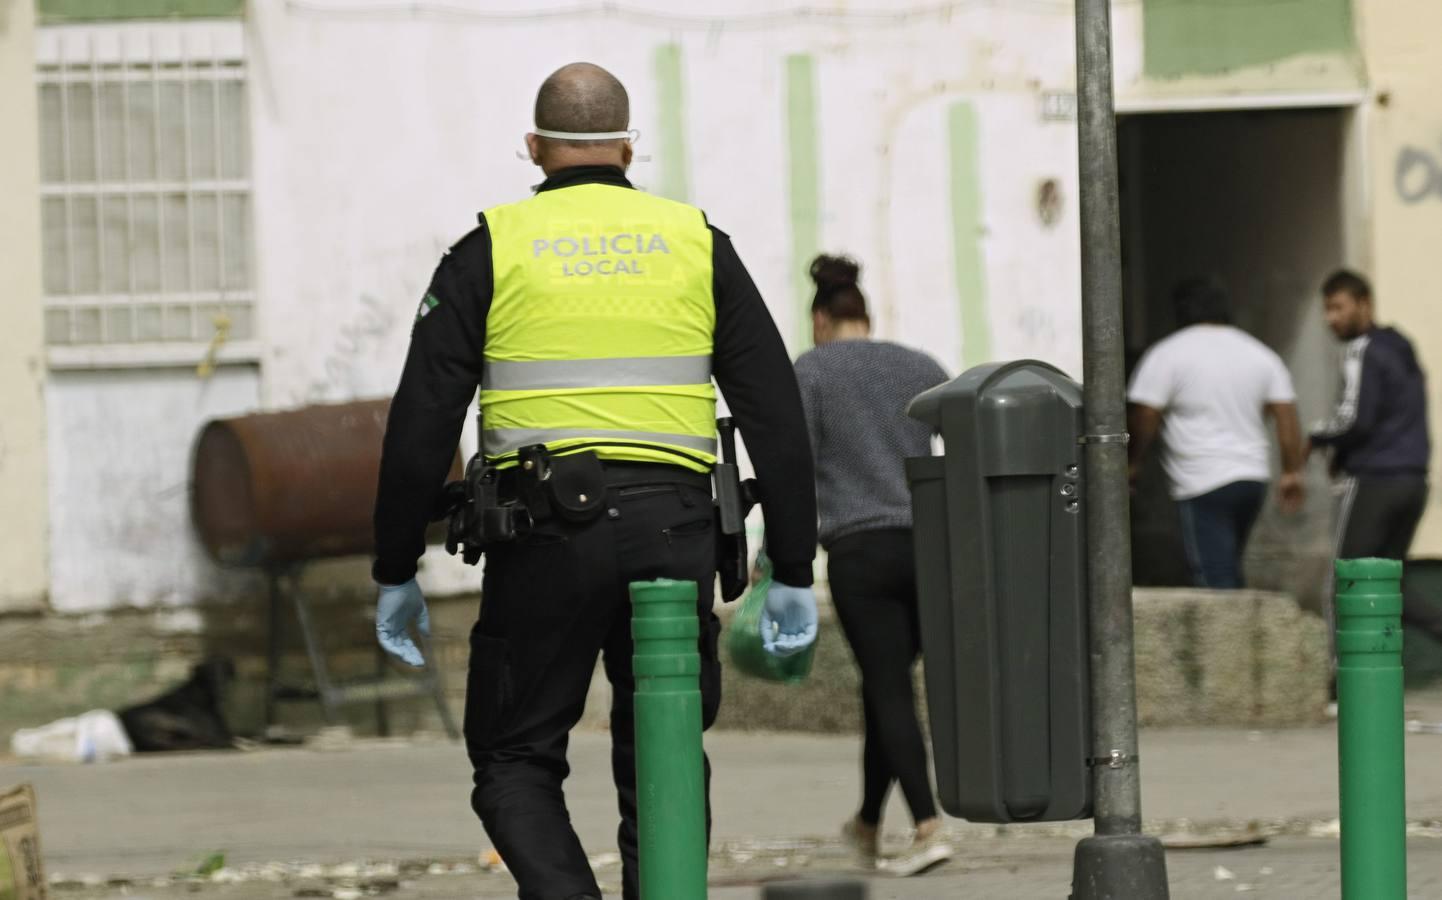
<box><xmin>37</xmin><ymin>23</ymin><xmax>253</xmax><ymax>353</ymax></box>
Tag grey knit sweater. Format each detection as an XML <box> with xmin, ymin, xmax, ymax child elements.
<box><xmin>793</xmin><ymin>339</ymin><xmax>949</xmax><ymax>548</ymax></box>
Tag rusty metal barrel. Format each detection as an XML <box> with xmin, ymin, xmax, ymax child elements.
<box><xmin>191</xmin><ymin>399</ymin><xmax>455</xmax><ymax>567</ymax></box>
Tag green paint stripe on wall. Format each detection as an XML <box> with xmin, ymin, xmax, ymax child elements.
<box><xmin>653</xmin><ymin>43</ymin><xmax>691</xmax><ymax>203</ymax></box>
<box><xmin>1142</xmin><ymin>0</ymin><xmax>1355</xmax><ymax>79</ymax></box>
<box><xmin>38</xmin><ymin>0</ymin><xmax>244</xmax><ymax>20</ymax></box>
<box><xmin>948</xmin><ymin>101</ymin><xmax>990</xmax><ymax>368</ymax></box>
<box><xmin>785</xmin><ymin>54</ymin><xmax>821</xmax><ymax>349</ymax></box>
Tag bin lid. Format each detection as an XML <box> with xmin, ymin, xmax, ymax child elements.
<box><xmin>908</xmin><ymin>360</ymin><xmax>1075</xmax><ymax>428</ymax></box>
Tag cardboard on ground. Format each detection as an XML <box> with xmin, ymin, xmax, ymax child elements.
<box><xmin>0</xmin><ymin>785</ymin><xmax>45</xmax><ymax>900</ymax></box>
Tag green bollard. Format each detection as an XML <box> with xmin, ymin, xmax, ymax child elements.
<box><xmin>631</xmin><ymin>579</ymin><xmax>707</xmax><ymax>900</ymax></box>
<box><xmin>1335</xmin><ymin>558</ymin><xmax>1407</xmax><ymax>900</ymax></box>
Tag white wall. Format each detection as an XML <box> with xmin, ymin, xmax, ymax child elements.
<box><xmin>247</xmin><ymin>0</ymin><xmax>1089</xmax><ymax>386</ymax></box>
<box><xmin>243</xmin><ymin>1</ymin><xmax>1090</xmax><ymax>595</ymax></box>
<box><xmin>46</xmin><ymin>368</ymin><xmax>262</xmax><ymax>612</ymax></box>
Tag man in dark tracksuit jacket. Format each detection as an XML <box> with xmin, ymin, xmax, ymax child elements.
<box><xmin>1311</xmin><ymin>270</ymin><xmax>1430</xmax><ymax>559</ymax></box>
<box><xmin>1311</xmin><ymin>270</ymin><xmax>1434</xmax><ymax>644</ymax></box>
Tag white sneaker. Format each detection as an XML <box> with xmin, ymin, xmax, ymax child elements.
<box><xmin>881</xmin><ymin>831</ymin><xmax>955</xmax><ymax>877</ymax></box>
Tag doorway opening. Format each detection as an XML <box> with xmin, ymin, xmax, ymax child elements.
<box><xmin>1118</xmin><ymin>106</ymin><xmax>1358</xmax><ymax>608</ymax></box>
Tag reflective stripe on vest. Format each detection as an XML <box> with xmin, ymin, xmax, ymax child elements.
<box><xmin>480</xmin><ymin>184</ymin><xmax>717</xmax><ymax>472</ymax></box>
<box><xmin>482</xmin><ymin>355</ymin><xmax>712</xmax><ymax>391</ymax></box>
<box><xmin>484</xmin><ymin>428</ymin><xmax>719</xmax><ymax>457</ymax></box>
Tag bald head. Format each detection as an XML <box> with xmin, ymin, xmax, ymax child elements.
<box><xmin>534</xmin><ymin>63</ymin><xmax>629</xmax><ymax>144</ymax></box>
<box><xmin>526</xmin><ymin>63</ymin><xmax>633</xmax><ymax>173</ymax></box>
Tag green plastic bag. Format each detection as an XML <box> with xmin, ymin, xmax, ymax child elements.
<box><xmin>724</xmin><ymin>553</ymin><xmax>817</xmax><ymax>684</ymax></box>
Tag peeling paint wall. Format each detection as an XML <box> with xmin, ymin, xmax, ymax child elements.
<box><xmin>1113</xmin><ymin>0</ymin><xmax>1364</xmax><ymax>106</ymax></box>
<box><xmin>45</xmin><ymin>368</ymin><xmax>262</xmax><ymax>612</ymax></box>
<box><xmin>0</xmin><ymin>0</ymin><xmax>50</xmax><ymax>612</ymax></box>
<box><xmin>247</xmin><ymin>0</ymin><xmax>1089</xmax><ymax>400</ymax></box>
<box><xmin>238</xmin><ymin>0</ymin><xmax>1090</xmax><ymax>605</ymax></box>
<box><xmin>1141</xmin><ymin>0</ymin><xmax>1355</xmax><ymax>80</ymax></box>
<box><xmin>1358</xmin><ymin>1</ymin><xmax>1442</xmax><ymax>556</ymax></box>
<box><xmin>36</xmin><ymin>0</ymin><xmax>245</xmax><ymax>20</ymax></box>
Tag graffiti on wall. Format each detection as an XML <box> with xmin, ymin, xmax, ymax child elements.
<box><xmin>302</xmin><ymin>292</ymin><xmax>397</xmax><ymax>404</ymax></box>
<box><xmin>291</xmin><ymin>240</ymin><xmax>446</xmax><ymax>405</ymax></box>
<box><xmin>1395</xmin><ymin>144</ymin><xmax>1442</xmax><ymax>204</ymax></box>
<box><xmin>1015</xmin><ymin>306</ymin><xmax>1057</xmax><ymax>346</ymax></box>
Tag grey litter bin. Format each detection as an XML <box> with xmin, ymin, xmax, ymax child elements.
<box><xmin>762</xmin><ymin>879</ymin><xmax>867</xmax><ymax>899</ymax></box>
<box><xmin>905</xmin><ymin>360</ymin><xmax>1092</xmax><ymax>823</ymax></box>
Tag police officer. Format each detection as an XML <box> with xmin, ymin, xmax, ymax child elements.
<box><xmin>370</xmin><ymin>62</ymin><xmax>819</xmax><ymax>900</ymax></box>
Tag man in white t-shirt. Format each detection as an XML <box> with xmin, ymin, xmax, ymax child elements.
<box><xmin>1128</xmin><ymin>277</ymin><xmax>1306</xmax><ymax>589</ymax></box>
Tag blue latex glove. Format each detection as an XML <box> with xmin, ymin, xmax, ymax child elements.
<box><xmin>760</xmin><ymin>581</ymin><xmax>819</xmax><ymax>658</ymax></box>
<box><xmin>376</xmin><ymin>578</ymin><xmax>429</xmax><ymax>667</ymax></box>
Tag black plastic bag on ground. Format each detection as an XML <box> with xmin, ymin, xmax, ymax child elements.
<box><xmin>117</xmin><ymin>657</ymin><xmax>236</xmax><ymax>752</ymax></box>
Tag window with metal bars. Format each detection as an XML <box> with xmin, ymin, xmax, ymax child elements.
<box><xmin>37</xmin><ymin>23</ymin><xmax>253</xmax><ymax>359</ymax></box>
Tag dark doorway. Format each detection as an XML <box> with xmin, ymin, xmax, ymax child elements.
<box><xmin>1118</xmin><ymin>107</ymin><xmax>1351</xmax><ymax>609</ymax></box>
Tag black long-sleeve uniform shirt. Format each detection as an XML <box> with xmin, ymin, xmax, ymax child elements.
<box><xmin>373</xmin><ymin>166</ymin><xmax>817</xmax><ymax>588</ymax></box>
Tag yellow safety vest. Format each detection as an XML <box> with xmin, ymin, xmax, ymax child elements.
<box><xmin>480</xmin><ymin>183</ymin><xmax>717</xmax><ymax>472</ymax></box>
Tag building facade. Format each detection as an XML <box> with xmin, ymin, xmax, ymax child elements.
<box><xmin>6</xmin><ymin>0</ymin><xmax>1439</xmax><ymax>620</ymax></box>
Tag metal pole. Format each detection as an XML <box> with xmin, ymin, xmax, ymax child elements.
<box><xmin>1076</xmin><ymin>0</ymin><xmax>1140</xmax><ymax>834</ymax></box>
<box><xmin>1071</xmin><ymin>0</ymin><xmax>1169</xmax><ymax>896</ymax></box>
<box><xmin>265</xmin><ymin>571</ymin><xmax>284</xmax><ymax>731</ymax></box>
<box><xmin>1335</xmin><ymin>558</ymin><xmax>1407</xmax><ymax>899</ymax></box>
<box><xmin>630</xmin><ymin>579</ymin><xmax>708</xmax><ymax>899</ymax></box>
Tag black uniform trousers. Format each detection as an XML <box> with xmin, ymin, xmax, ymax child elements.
<box><xmin>465</xmin><ymin>463</ymin><xmax>721</xmax><ymax>900</ymax></box>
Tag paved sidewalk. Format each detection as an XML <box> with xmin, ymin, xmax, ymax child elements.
<box><xmin>5</xmin><ymin>690</ymin><xmax>1442</xmax><ymax>897</ymax></box>
<box><xmin>25</xmin><ymin>837</ymin><xmax>1442</xmax><ymax>899</ymax></box>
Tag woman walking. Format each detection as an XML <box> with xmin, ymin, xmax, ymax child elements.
<box><xmin>793</xmin><ymin>254</ymin><xmax>954</xmax><ymax>876</ymax></box>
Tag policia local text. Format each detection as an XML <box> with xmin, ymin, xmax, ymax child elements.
<box><xmin>533</xmin><ymin>232</ymin><xmax>672</xmax><ymax>276</ymax></box>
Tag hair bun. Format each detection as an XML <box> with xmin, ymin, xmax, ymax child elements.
<box><xmin>809</xmin><ymin>254</ymin><xmax>860</xmax><ymax>291</ymax></box>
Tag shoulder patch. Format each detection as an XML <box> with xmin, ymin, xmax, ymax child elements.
<box><xmin>415</xmin><ymin>292</ymin><xmax>441</xmax><ymax>324</ymax></box>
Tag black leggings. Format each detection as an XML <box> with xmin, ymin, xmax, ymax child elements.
<box><xmin>828</xmin><ymin>528</ymin><xmax>938</xmax><ymax>826</ymax></box>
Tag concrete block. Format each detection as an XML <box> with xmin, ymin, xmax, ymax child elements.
<box><xmin>1133</xmin><ymin>588</ymin><xmax>1329</xmax><ymax>727</ymax></box>
<box><xmin>0</xmin><ymin>582</ymin><xmax>1332</xmax><ymax>746</ymax></box>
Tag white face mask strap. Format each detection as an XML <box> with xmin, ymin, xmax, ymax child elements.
<box><xmin>531</xmin><ymin>128</ymin><xmax>640</xmax><ymax>143</ymax></box>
